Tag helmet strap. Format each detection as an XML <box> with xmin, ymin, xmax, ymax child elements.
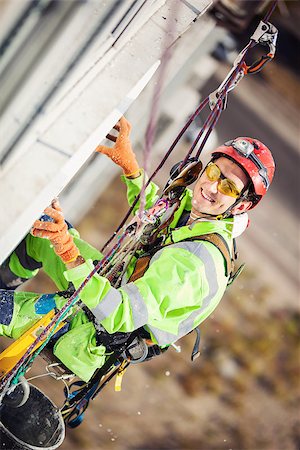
<box><xmin>220</xmin><ymin>186</ymin><xmax>250</xmax><ymax>219</ymax></box>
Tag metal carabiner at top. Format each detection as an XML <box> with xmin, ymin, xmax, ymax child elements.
<box><xmin>209</xmin><ymin>20</ymin><xmax>278</xmax><ymax>110</ymax></box>
<box><xmin>244</xmin><ymin>21</ymin><xmax>278</xmax><ymax>74</ymax></box>
<box><xmin>250</xmin><ymin>21</ymin><xmax>278</xmax><ymax>56</ymax></box>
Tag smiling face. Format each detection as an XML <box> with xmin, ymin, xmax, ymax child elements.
<box><xmin>191</xmin><ymin>157</ymin><xmax>252</xmax><ymax>218</ymax></box>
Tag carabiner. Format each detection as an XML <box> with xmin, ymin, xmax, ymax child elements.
<box><xmin>245</xmin><ymin>21</ymin><xmax>278</xmax><ymax>74</ymax></box>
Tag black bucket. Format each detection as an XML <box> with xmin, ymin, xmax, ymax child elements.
<box><xmin>0</xmin><ymin>383</ymin><xmax>65</xmax><ymax>449</ymax></box>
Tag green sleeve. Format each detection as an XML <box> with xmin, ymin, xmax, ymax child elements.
<box><xmin>63</xmin><ymin>242</ymin><xmax>227</xmax><ymax>345</ymax></box>
<box><xmin>63</xmin><ymin>249</ymin><xmax>206</xmax><ymax>338</ymax></box>
<box><xmin>5</xmin><ymin>229</ymin><xmax>103</xmax><ymax>291</ymax></box>
<box><xmin>121</xmin><ymin>170</ymin><xmax>160</xmax><ymax>213</ymax></box>
<box><xmin>1</xmin><ymin>171</ymin><xmax>158</xmax><ymax>290</ymax></box>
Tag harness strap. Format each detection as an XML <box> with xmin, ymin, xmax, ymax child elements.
<box><xmin>129</xmin><ymin>232</ymin><xmax>234</xmax><ymax>282</ymax></box>
<box><xmin>128</xmin><ymin>255</ymin><xmax>152</xmax><ymax>282</ymax></box>
<box><xmin>187</xmin><ymin>233</ymin><xmax>233</xmax><ymax>277</ymax></box>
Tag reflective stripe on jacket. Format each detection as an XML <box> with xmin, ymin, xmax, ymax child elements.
<box><xmin>64</xmin><ymin>173</ymin><xmax>235</xmax><ymax>346</ymax></box>
<box><xmin>0</xmin><ymin>227</ymin><xmax>102</xmax><ymax>291</ymax></box>
<box><xmin>1</xmin><ymin>172</ymin><xmax>235</xmax><ymax>381</ymax></box>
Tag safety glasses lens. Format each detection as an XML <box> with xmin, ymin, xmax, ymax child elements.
<box><xmin>218</xmin><ymin>179</ymin><xmax>240</xmax><ymax>198</ymax></box>
<box><xmin>205</xmin><ymin>163</ymin><xmax>240</xmax><ymax>198</ymax></box>
<box><xmin>205</xmin><ymin>163</ymin><xmax>220</xmax><ymax>181</ymax></box>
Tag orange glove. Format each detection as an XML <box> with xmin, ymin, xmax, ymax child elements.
<box><xmin>31</xmin><ymin>199</ymin><xmax>80</xmax><ymax>264</ymax></box>
<box><xmin>96</xmin><ymin>116</ymin><xmax>140</xmax><ymax>177</ymax></box>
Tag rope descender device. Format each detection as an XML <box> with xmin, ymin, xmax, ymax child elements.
<box><xmin>209</xmin><ymin>20</ymin><xmax>278</xmax><ymax>111</ymax></box>
<box><xmin>247</xmin><ymin>20</ymin><xmax>278</xmax><ymax>72</ymax></box>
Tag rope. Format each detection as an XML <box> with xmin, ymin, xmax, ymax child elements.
<box><xmin>264</xmin><ymin>0</ymin><xmax>278</xmax><ymax>22</ymax></box>
<box><xmin>0</xmin><ymin>227</ymin><xmax>131</xmax><ymax>394</ymax></box>
<box><xmin>0</xmin><ymin>0</ymin><xmax>278</xmax><ymax>399</ymax></box>
<box><xmin>138</xmin><ymin>0</ymin><xmax>181</xmax><ymax>219</ymax></box>
<box><xmin>183</xmin><ymin>97</ymin><xmax>223</xmax><ymax>165</ymax></box>
<box><xmin>100</xmin><ymin>96</ymin><xmax>210</xmax><ymax>252</ymax></box>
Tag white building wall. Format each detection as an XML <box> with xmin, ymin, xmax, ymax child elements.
<box><xmin>0</xmin><ymin>0</ymin><xmax>217</xmax><ymax>263</ymax></box>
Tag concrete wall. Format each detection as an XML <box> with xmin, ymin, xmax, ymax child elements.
<box><xmin>0</xmin><ymin>0</ymin><xmax>217</xmax><ymax>263</ymax></box>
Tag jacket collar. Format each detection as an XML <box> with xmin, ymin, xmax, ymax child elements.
<box><xmin>163</xmin><ymin>190</ymin><xmax>234</xmax><ymax>246</ymax></box>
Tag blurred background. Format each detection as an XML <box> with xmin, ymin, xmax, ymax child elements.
<box><xmin>0</xmin><ymin>1</ymin><xmax>299</xmax><ymax>449</ymax></box>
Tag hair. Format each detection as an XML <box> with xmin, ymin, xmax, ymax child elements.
<box><xmin>245</xmin><ymin>183</ymin><xmax>261</xmax><ymax>207</ymax></box>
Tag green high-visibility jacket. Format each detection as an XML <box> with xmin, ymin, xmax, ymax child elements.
<box><xmin>0</xmin><ymin>173</ymin><xmax>235</xmax><ymax>382</ymax></box>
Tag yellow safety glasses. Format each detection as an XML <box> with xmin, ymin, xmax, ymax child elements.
<box><xmin>205</xmin><ymin>163</ymin><xmax>241</xmax><ymax>198</ymax></box>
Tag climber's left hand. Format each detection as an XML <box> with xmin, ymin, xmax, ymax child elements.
<box><xmin>31</xmin><ymin>199</ymin><xmax>80</xmax><ymax>264</ymax></box>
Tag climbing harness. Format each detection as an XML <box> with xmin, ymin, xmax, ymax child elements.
<box><xmin>60</xmin><ymin>330</ymin><xmax>140</xmax><ymax>427</ymax></box>
<box><xmin>129</xmin><ymin>232</ymin><xmax>237</xmax><ymax>281</ymax></box>
<box><xmin>0</xmin><ymin>0</ymin><xmax>278</xmax><ymax>428</ymax></box>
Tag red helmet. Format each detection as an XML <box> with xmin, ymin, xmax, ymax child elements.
<box><xmin>211</xmin><ymin>137</ymin><xmax>275</xmax><ymax>206</ymax></box>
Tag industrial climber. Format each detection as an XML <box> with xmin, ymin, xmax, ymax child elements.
<box><xmin>0</xmin><ymin>117</ymin><xmax>275</xmax><ymax>382</ymax></box>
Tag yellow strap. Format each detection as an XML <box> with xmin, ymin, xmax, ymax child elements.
<box><xmin>114</xmin><ymin>360</ymin><xmax>128</xmax><ymax>392</ymax></box>
<box><xmin>0</xmin><ymin>310</ymin><xmax>66</xmax><ymax>379</ymax></box>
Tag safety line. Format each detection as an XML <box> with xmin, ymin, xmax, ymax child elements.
<box><xmin>101</xmin><ymin>0</ymin><xmax>278</xmax><ymax>254</ymax></box>
<box><xmin>0</xmin><ymin>227</ymin><xmax>130</xmax><ymax>394</ymax></box>
<box><xmin>0</xmin><ymin>0</ymin><xmax>278</xmax><ymax>399</ymax></box>
<box><xmin>138</xmin><ymin>0</ymin><xmax>181</xmax><ymax>219</ymax></box>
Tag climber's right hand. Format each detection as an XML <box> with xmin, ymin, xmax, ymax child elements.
<box><xmin>31</xmin><ymin>199</ymin><xmax>80</xmax><ymax>264</ymax></box>
<box><xmin>95</xmin><ymin>116</ymin><xmax>140</xmax><ymax>178</ymax></box>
